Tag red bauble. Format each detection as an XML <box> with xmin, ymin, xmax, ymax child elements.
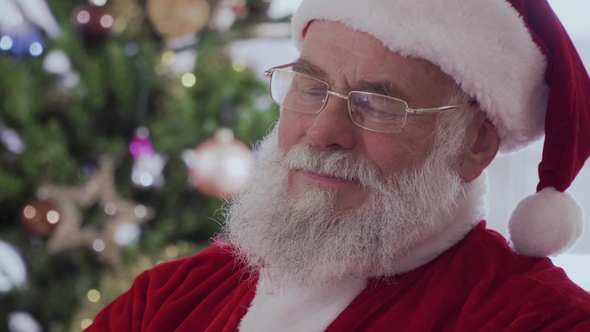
<box><xmin>72</xmin><ymin>4</ymin><xmax>115</xmax><ymax>41</ymax></box>
<box><xmin>20</xmin><ymin>200</ymin><xmax>61</xmax><ymax>237</ymax></box>
<box><xmin>187</xmin><ymin>128</ymin><xmax>252</xmax><ymax>199</ymax></box>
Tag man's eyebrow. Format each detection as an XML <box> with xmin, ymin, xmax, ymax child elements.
<box><xmin>356</xmin><ymin>79</ymin><xmax>411</xmax><ymax>102</ymax></box>
<box><xmin>292</xmin><ymin>59</ymin><xmax>328</xmax><ymax>78</ymax></box>
<box><xmin>290</xmin><ymin>59</ymin><xmax>410</xmax><ymax>101</ymax></box>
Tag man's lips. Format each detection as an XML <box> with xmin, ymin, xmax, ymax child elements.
<box><xmin>301</xmin><ymin>170</ymin><xmax>355</xmax><ymax>184</ymax></box>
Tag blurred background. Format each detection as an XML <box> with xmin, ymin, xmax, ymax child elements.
<box><xmin>0</xmin><ymin>0</ymin><xmax>588</xmax><ymax>331</ymax></box>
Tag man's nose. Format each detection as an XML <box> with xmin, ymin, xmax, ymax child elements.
<box><xmin>306</xmin><ymin>93</ymin><xmax>356</xmax><ymax>149</ymax></box>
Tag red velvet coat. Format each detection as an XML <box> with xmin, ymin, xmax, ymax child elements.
<box><xmin>87</xmin><ymin>222</ymin><xmax>590</xmax><ymax>331</ymax></box>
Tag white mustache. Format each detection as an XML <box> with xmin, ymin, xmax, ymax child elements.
<box><xmin>282</xmin><ymin>145</ymin><xmax>386</xmax><ymax>190</ymax></box>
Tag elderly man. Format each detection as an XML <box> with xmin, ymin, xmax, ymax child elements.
<box><xmin>88</xmin><ymin>0</ymin><xmax>590</xmax><ymax>331</ymax></box>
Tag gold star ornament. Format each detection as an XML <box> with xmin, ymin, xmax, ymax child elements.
<box><xmin>37</xmin><ymin>156</ymin><xmax>155</xmax><ymax>266</ymax></box>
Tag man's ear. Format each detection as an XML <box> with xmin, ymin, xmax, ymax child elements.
<box><xmin>460</xmin><ymin>113</ymin><xmax>500</xmax><ymax>183</ymax></box>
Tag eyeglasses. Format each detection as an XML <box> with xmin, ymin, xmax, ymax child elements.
<box><xmin>264</xmin><ymin>63</ymin><xmax>471</xmax><ymax>134</ymax></box>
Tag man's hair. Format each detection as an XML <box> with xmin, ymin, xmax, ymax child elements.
<box><xmin>434</xmin><ymin>87</ymin><xmax>480</xmax><ymax>155</ymax></box>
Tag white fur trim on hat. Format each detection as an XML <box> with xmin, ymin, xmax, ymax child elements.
<box><xmin>291</xmin><ymin>0</ymin><xmax>549</xmax><ymax>153</ymax></box>
<box><xmin>509</xmin><ymin>187</ymin><xmax>584</xmax><ymax>257</ymax></box>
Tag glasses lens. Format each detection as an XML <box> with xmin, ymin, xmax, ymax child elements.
<box><xmin>270</xmin><ymin>70</ymin><xmax>327</xmax><ymax>114</ymax></box>
<box><xmin>349</xmin><ymin>92</ymin><xmax>408</xmax><ymax>133</ymax></box>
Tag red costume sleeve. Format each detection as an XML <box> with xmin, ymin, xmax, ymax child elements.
<box><xmin>85</xmin><ymin>244</ymin><xmax>257</xmax><ymax>332</ymax></box>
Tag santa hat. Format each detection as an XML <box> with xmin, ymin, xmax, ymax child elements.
<box><xmin>291</xmin><ymin>0</ymin><xmax>590</xmax><ymax>256</ymax></box>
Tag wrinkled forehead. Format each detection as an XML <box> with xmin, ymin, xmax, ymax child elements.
<box><xmin>299</xmin><ymin>20</ymin><xmax>461</xmax><ymax>103</ymax></box>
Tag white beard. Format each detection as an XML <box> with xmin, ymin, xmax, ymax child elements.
<box><xmin>223</xmin><ymin>126</ymin><xmax>466</xmax><ymax>289</ymax></box>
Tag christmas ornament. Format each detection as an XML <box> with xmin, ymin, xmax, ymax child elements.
<box><xmin>8</xmin><ymin>312</ymin><xmax>42</xmax><ymax>332</ymax></box>
<box><xmin>0</xmin><ymin>123</ymin><xmax>25</xmax><ymax>155</ymax></box>
<box><xmin>43</xmin><ymin>49</ymin><xmax>71</xmax><ymax>75</ymax></box>
<box><xmin>37</xmin><ymin>157</ymin><xmax>155</xmax><ymax>266</ymax></box>
<box><xmin>183</xmin><ymin>128</ymin><xmax>252</xmax><ymax>199</ymax></box>
<box><xmin>10</xmin><ymin>0</ymin><xmax>61</xmax><ymax>37</ymax></box>
<box><xmin>59</xmin><ymin>71</ymin><xmax>81</xmax><ymax>90</ymax></box>
<box><xmin>129</xmin><ymin>127</ymin><xmax>168</xmax><ymax>188</ymax></box>
<box><xmin>113</xmin><ymin>222</ymin><xmax>141</xmax><ymax>246</ymax></box>
<box><xmin>42</xmin><ymin>49</ymin><xmax>82</xmax><ymax>92</ymax></box>
<box><xmin>0</xmin><ymin>240</ymin><xmax>27</xmax><ymax>293</ymax></box>
<box><xmin>72</xmin><ymin>4</ymin><xmax>114</xmax><ymax>41</ymax></box>
<box><xmin>129</xmin><ymin>127</ymin><xmax>154</xmax><ymax>159</ymax></box>
<box><xmin>146</xmin><ymin>0</ymin><xmax>210</xmax><ymax>42</ymax></box>
<box><xmin>19</xmin><ymin>200</ymin><xmax>61</xmax><ymax>237</ymax></box>
<box><xmin>132</xmin><ymin>154</ymin><xmax>168</xmax><ymax>188</ymax></box>
<box><xmin>0</xmin><ymin>0</ymin><xmax>22</xmax><ymax>31</ymax></box>
<box><xmin>0</xmin><ymin>24</ymin><xmax>44</xmax><ymax>57</ymax></box>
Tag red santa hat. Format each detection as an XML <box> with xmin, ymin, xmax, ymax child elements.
<box><xmin>291</xmin><ymin>0</ymin><xmax>590</xmax><ymax>256</ymax></box>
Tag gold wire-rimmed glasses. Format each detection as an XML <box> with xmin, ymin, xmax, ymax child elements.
<box><xmin>264</xmin><ymin>63</ymin><xmax>471</xmax><ymax>134</ymax></box>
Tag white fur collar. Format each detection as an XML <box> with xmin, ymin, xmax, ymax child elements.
<box><xmin>238</xmin><ymin>273</ymin><xmax>366</xmax><ymax>332</ymax></box>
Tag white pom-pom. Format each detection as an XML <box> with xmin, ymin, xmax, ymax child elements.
<box><xmin>509</xmin><ymin>187</ymin><xmax>584</xmax><ymax>257</ymax></box>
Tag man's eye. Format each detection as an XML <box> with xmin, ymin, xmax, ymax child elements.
<box><xmin>356</xmin><ymin>102</ymin><xmax>382</xmax><ymax>115</ymax></box>
<box><xmin>356</xmin><ymin>104</ymin><xmax>397</xmax><ymax>120</ymax></box>
<box><xmin>301</xmin><ymin>88</ymin><xmax>325</xmax><ymax>98</ymax></box>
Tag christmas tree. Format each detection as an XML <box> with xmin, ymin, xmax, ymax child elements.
<box><xmin>0</xmin><ymin>0</ymin><xmax>281</xmax><ymax>330</ymax></box>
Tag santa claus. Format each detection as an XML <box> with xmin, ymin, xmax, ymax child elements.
<box><xmin>88</xmin><ymin>0</ymin><xmax>590</xmax><ymax>331</ymax></box>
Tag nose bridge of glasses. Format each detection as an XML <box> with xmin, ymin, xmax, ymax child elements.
<box><xmin>327</xmin><ymin>90</ymin><xmax>349</xmax><ymax>101</ymax></box>
<box><xmin>315</xmin><ymin>88</ymin><xmax>355</xmax><ymax>128</ymax></box>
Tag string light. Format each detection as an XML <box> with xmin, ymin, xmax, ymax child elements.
<box><xmin>90</xmin><ymin>0</ymin><xmax>108</xmax><ymax>6</ymax></box>
<box><xmin>0</xmin><ymin>36</ymin><xmax>13</xmax><ymax>51</ymax></box>
<box><xmin>81</xmin><ymin>319</ymin><xmax>93</xmax><ymax>329</ymax></box>
<box><xmin>46</xmin><ymin>210</ymin><xmax>60</xmax><ymax>224</ymax></box>
<box><xmin>87</xmin><ymin>289</ymin><xmax>101</xmax><ymax>302</ymax></box>
<box><xmin>77</xmin><ymin>11</ymin><xmax>91</xmax><ymax>24</ymax></box>
<box><xmin>114</xmin><ymin>223</ymin><xmax>141</xmax><ymax>246</ymax></box>
<box><xmin>104</xmin><ymin>202</ymin><xmax>117</xmax><ymax>216</ymax></box>
<box><xmin>181</xmin><ymin>73</ymin><xmax>196</xmax><ymax>87</ymax></box>
<box><xmin>29</xmin><ymin>42</ymin><xmax>43</xmax><ymax>56</ymax></box>
<box><xmin>23</xmin><ymin>206</ymin><xmax>36</xmax><ymax>219</ymax></box>
<box><xmin>135</xmin><ymin>205</ymin><xmax>148</xmax><ymax>218</ymax></box>
<box><xmin>93</xmin><ymin>239</ymin><xmax>105</xmax><ymax>252</ymax></box>
<box><xmin>232</xmin><ymin>59</ymin><xmax>247</xmax><ymax>72</ymax></box>
<box><xmin>165</xmin><ymin>245</ymin><xmax>179</xmax><ymax>258</ymax></box>
<box><xmin>161</xmin><ymin>51</ymin><xmax>176</xmax><ymax>66</ymax></box>
<box><xmin>100</xmin><ymin>15</ymin><xmax>114</xmax><ymax>29</ymax></box>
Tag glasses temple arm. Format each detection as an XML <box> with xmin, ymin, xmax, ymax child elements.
<box><xmin>409</xmin><ymin>103</ymin><xmax>473</xmax><ymax>115</ymax></box>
